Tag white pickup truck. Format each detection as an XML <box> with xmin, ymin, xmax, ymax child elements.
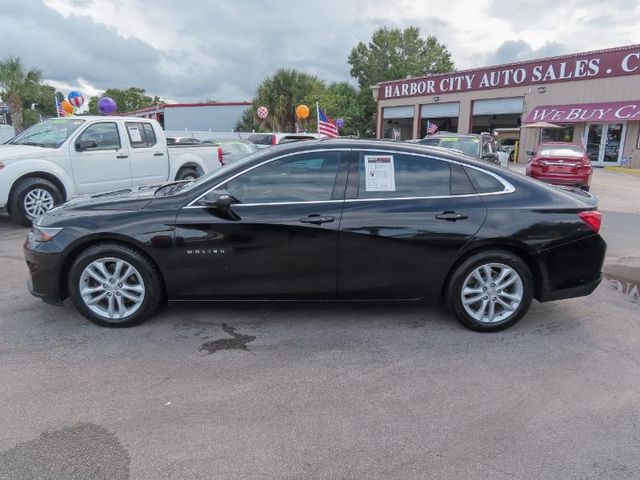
<box><xmin>0</xmin><ymin>116</ymin><xmax>222</xmax><ymax>225</ymax></box>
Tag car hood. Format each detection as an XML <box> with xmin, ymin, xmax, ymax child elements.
<box><xmin>48</xmin><ymin>184</ymin><xmax>160</xmax><ymax>216</ymax></box>
<box><xmin>0</xmin><ymin>144</ymin><xmax>63</xmax><ymax>161</ymax></box>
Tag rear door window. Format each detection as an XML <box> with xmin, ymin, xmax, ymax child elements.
<box><xmin>356</xmin><ymin>152</ymin><xmax>451</xmax><ymax>199</ymax></box>
<box><xmin>125</xmin><ymin>122</ymin><xmax>157</xmax><ymax>148</ymax></box>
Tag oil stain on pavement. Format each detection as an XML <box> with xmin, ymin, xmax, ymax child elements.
<box><xmin>199</xmin><ymin>323</ymin><xmax>256</xmax><ymax>354</ymax></box>
<box><xmin>0</xmin><ymin>422</ymin><xmax>130</xmax><ymax>480</ymax></box>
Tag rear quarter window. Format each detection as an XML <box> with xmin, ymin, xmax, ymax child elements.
<box><xmin>464</xmin><ymin>167</ymin><xmax>505</xmax><ymax>193</ymax></box>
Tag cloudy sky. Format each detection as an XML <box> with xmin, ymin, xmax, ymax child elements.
<box><xmin>2</xmin><ymin>0</ymin><xmax>639</xmax><ymax>103</ymax></box>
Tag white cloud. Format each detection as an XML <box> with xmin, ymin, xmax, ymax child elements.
<box><xmin>3</xmin><ymin>0</ymin><xmax>639</xmax><ymax>102</ymax></box>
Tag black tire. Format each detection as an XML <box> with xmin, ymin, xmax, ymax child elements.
<box><xmin>446</xmin><ymin>250</ymin><xmax>534</xmax><ymax>332</ymax></box>
<box><xmin>175</xmin><ymin>167</ymin><xmax>199</xmax><ymax>181</ymax></box>
<box><xmin>509</xmin><ymin>151</ymin><xmax>515</xmax><ymax>163</ymax></box>
<box><xmin>9</xmin><ymin>177</ymin><xmax>63</xmax><ymax>226</ymax></box>
<box><xmin>581</xmin><ymin>185</ymin><xmax>590</xmax><ymax>192</ymax></box>
<box><xmin>68</xmin><ymin>243</ymin><xmax>163</xmax><ymax>327</ymax></box>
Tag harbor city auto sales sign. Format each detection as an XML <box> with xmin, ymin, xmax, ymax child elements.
<box><xmin>379</xmin><ymin>45</ymin><xmax>640</xmax><ymax>99</ymax></box>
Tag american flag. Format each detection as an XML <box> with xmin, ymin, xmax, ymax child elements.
<box><xmin>317</xmin><ymin>105</ymin><xmax>338</xmax><ymax>138</ymax></box>
<box><xmin>426</xmin><ymin>121</ymin><xmax>438</xmax><ymax>134</ymax></box>
<box><xmin>55</xmin><ymin>96</ymin><xmax>68</xmax><ymax>117</ymax></box>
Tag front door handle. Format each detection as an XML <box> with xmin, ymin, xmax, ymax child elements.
<box><xmin>435</xmin><ymin>211</ymin><xmax>468</xmax><ymax>221</ymax></box>
<box><xmin>300</xmin><ymin>214</ymin><xmax>334</xmax><ymax>225</ymax></box>
<box><xmin>116</xmin><ymin>154</ymin><xmax>128</xmax><ymax>159</ymax></box>
<box><xmin>154</xmin><ymin>152</ymin><xmax>165</xmax><ymax>157</ymax></box>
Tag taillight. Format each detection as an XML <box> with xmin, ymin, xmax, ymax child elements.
<box><xmin>271</xmin><ymin>135</ymin><xmax>277</xmax><ymax>145</ymax></box>
<box><xmin>217</xmin><ymin>147</ymin><xmax>224</xmax><ymax>165</ymax></box>
<box><xmin>579</xmin><ymin>210</ymin><xmax>601</xmax><ymax>232</ymax></box>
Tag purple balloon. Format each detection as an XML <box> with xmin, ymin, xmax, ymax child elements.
<box><xmin>336</xmin><ymin>118</ymin><xmax>345</xmax><ymax>128</ymax></box>
<box><xmin>98</xmin><ymin>96</ymin><xmax>117</xmax><ymax>115</ymax></box>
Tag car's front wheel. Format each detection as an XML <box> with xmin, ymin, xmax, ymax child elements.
<box><xmin>446</xmin><ymin>250</ymin><xmax>533</xmax><ymax>332</ymax></box>
<box><xmin>68</xmin><ymin>243</ymin><xmax>163</xmax><ymax>327</ymax></box>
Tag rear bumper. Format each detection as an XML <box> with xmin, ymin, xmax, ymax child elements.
<box><xmin>536</xmin><ymin>234</ymin><xmax>606</xmax><ymax>302</ymax></box>
<box><xmin>527</xmin><ymin>169</ymin><xmax>591</xmax><ymax>188</ymax></box>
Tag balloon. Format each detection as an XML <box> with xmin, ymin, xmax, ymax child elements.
<box><xmin>336</xmin><ymin>118</ymin><xmax>345</xmax><ymax>129</ymax></box>
<box><xmin>257</xmin><ymin>106</ymin><xmax>268</xmax><ymax>119</ymax></box>
<box><xmin>67</xmin><ymin>90</ymin><xmax>84</xmax><ymax>108</ymax></box>
<box><xmin>98</xmin><ymin>96</ymin><xmax>117</xmax><ymax>115</ymax></box>
<box><xmin>60</xmin><ymin>100</ymin><xmax>75</xmax><ymax>115</ymax></box>
<box><xmin>295</xmin><ymin>104</ymin><xmax>310</xmax><ymax>119</ymax></box>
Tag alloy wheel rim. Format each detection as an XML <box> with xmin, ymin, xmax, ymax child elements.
<box><xmin>79</xmin><ymin>257</ymin><xmax>145</xmax><ymax>321</ymax></box>
<box><xmin>461</xmin><ymin>262</ymin><xmax>523</xmax><ymax>324</ymax></box>
<box><xmin>24</xmin><ymin>188</ymin><xmax>54</xmax><ymax>218</ymax></box>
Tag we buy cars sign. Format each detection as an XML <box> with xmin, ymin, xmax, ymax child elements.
<box><xmin>379</xmin><ymin>45</ymin><xmax>640</xmax><ymax>99</ymax></box>
<box><xmin>524</xmin><ymin>100</ymin><xmax>640</xmax><ymax>123</ymax></box>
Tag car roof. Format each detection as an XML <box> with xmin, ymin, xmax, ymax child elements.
<box><xmin>540</xmin><ymin>141</ymin><xmax>582</xmax><ymax>146</ymax></box>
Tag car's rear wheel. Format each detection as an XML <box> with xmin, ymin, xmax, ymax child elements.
<box><xmin>175</xmin><ymin>167</ymin><xmax>199</xmax><ymax>181</ymax></box>
<box><xmin>68</xmin><ymin>243</ymin><xmax>163</xmax><ymax>327</ymax></box>
<box><xmin>446</xmin><ymin>250</ymin><xmax>533</xmax><ymax>332</ymax></box>
<box><xmin>9</xmin><ymin>177</ymin><xmax>63</xmax><ymax>226</ymax></box>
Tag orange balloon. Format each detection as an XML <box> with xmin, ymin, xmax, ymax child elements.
<box><xmin>296</xmin><ymin>104</ymin><xmax>310</xmax><ymax>119</ymax></box>
<box><xmin>60</xmin><ymin>100</ymin><xmax>75</xmax><ymax>115</ymax></box>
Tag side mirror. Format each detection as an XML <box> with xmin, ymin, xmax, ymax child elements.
<box><xmin>481</xmin><ymin>152</ymin><xmax>499</xmax><ymax>164</ymax></box>
<box><xmin>76</xmin><ymin>139</ymin><xmax>98</xmax><ymax>151</ymax></box>
<box><xmin>526</xmin><ymin>151</ymin><xmax>535</xmax><ymax>156</ymax></box>
<box><xmin>199</xmin><ymin>191</ymin><xmax>236</xmax><ymax>210</ymax></box>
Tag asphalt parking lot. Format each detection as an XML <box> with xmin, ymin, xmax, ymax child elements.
<box><xmin>0</xmin><ymin>168</ymin><xmax>639</xmax><ymax>480</ymax></box>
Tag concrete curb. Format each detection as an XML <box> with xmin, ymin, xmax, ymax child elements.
<box><xmin>604</xmin><ymin>166</ymin><xmax>640</xmax><ymax>176</ymax></box>
<box><xmin>603</xmin><ymin>257</ymin><xmax>640</xmax><ymax>300</ymax></box>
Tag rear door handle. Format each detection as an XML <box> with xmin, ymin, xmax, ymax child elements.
<box><xmin>435</xmin><ymin>211</ymin><xmax>468</xmax><ymax>221</ymax></box>
<box><xmin>116</xmin><ymin>154</ymin><xmax>128</xmax><ymax>159</ymax></box>
<box><xmin>300</xmin><ymin>214</ymin><xmax>334</xmax><ymax>225</ymax></box>
<box><xmin>154</xmin><ymin>152</ymin><xmax>165</xmax><ymax>156</ymax></box>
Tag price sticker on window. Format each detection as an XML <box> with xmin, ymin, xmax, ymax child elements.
<box><xmin>364</xmin><ymin>155</ymin><xmax>396</xmax><ymax>191</ymax></box>
<box><xmin>128</xmin><ymin>126</ymin><xmax>142</xmax><ymax>142</ymax></box>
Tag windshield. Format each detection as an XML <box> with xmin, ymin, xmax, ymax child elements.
<box><xmin>248</xmin><ymin>134</ymin><xmax>273</xmax><ymax>145</ymax></box>
<box><xmin>422</xmin><ymin>137</ymin><xmax>481</xmax><ymax>158</ymax></box>
<box><xmin>158</xmin><ymin>149</ymin><xmax>267</xmax><ymax>197</ymax></box>
<box><xmin>539</xmin><ymin>145</ymin><xmax>584</xmax><ymax>158</ymax></box>
<box><xmin>9</xmin><ymin>118</ymin><xmax>86</xmax><ymax>148</ymax></box>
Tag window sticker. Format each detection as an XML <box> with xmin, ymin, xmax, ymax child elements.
<box><xmin>364</xmin><ymin>155</ymin><xmax>396</xmax><ymax>191</ymax></box>
<box><xmin>128</xmin><ymin>126</ymin><xmax>142</xmax><ymax>142</ymax></box>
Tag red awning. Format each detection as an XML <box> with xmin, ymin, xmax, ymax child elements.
<box><xmin>524</xmin><ymin>100</ymin><xmax>640</xmax><ymax>123</ymax></box>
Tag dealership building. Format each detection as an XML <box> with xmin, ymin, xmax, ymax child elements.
<box><xmin>372</xmin><ymin>44</ymin><xmax>640</xmax><ymax>168</ymax></box>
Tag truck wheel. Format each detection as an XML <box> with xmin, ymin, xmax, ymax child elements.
<box><xmin>175</xmin><ymin>167</ymin><xmax>199</xmax><ymax>181</ymax></box>
<box><xmin>9</xmin><ymin>177</ymin><xmax>64</xmax><ymax>226</ymax></box>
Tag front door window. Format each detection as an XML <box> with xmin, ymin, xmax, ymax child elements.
<box><xmin>585</xmin><ymin>123</ymin><xmax>625</xmax><ymax>166</ymax></box>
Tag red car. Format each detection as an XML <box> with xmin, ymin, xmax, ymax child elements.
<box><xmin>526</xmin><ymin>142</ymin><xmax>593</xmax><ymax>191</ymax></box>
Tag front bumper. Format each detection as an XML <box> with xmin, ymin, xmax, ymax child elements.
<box><xmin>23</xmin><ymin>238</ymin><xmax>66</xmax><ymax>305</ymax></box>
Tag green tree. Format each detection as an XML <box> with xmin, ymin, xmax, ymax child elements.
<box><xmin>0</xmin><ymin>56</ymin><xmax>43</xmax><ymax>132</ymax></box>
<box><xmin>347</xmin><ymin>26</ymin><xmax>455</xmax><ymax>136</ymax></box>
<box><xmin>21</xmin><ymin>84</ymin><xmax>61</xmax><ymax>128</ymax></box>
<box><xmin>88</xmin><ymin>87</ymin><xmax>162</xmax><ymax>114</ymax></box>
<box><xmin>236</xmin><ymin>69</ymin><xmax>326</xmax><ymax>133</ymax></box>
<box><xmin>316</xmin><ymin>82</ymin><xmax>361</xmax><ymax>136</ymax></box>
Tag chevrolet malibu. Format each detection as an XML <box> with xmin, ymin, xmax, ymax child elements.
<box><xmin>24</xmin><ymin>139</ymin><xmax>606</xmax><ymax>332</ymax></box>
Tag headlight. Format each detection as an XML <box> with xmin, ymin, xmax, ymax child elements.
<box><xmin>30</xmin><ymin>226</ymin><xmax>63</xmax><ymax>242</ymax></box>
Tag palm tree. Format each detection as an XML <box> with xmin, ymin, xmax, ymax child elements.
<box><xmin>0</xmin><ymin>56</ymin><xmax>43</xmax><ymax>133</ymax></box>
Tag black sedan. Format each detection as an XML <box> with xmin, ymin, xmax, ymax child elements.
<box><xmin>24</xmin><ymin>139</ymin><xmax>606</xmax><ymax>332</ymax></box>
